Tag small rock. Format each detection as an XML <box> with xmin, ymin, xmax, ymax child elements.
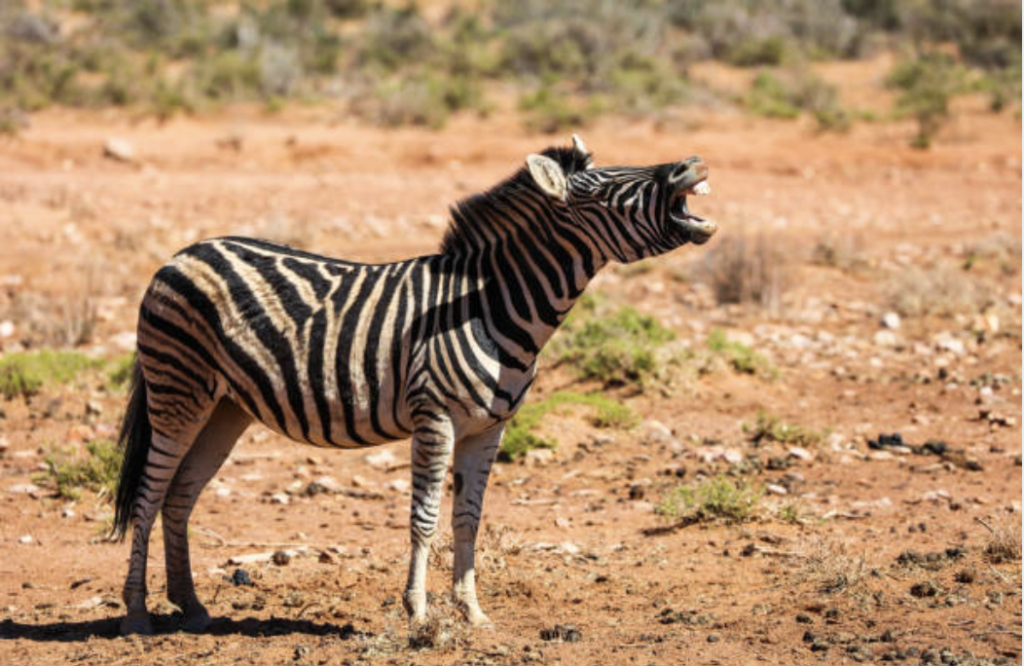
<box><xmin>8</xmin><ymin>483</ymin><xmax>41</xmax><ymax>495</ymax></box>
<box><xmin>384</xmin><ymin>478</ymin><xmax>410</xmax><ymax>493</ymax></box>
<box><xmin>706</xmin><ymin>634</ymin><xmax>720</xmax><ymax>643</ymax></box>
<box><xmin>881</xmin><ymin>312</ymin><xmax>902</xmax><ymax>330</ymax></box>
<box><xmin>765</xmin><ymin>483</ymin><xmax>788</xmax><ymax>495</ymax></box>
<box><xmin>525</xmin><ymin>449</ymin><xmax>555</xmax><ymax>466</ymax></box>
<box><xmin>103</xmin><ymin>137</ymin><xmax>136</xmax><ymax>162</ymax></box>
<box><xmin>0</xmin><ymin>320</ymin><xmax>14</xmax><ymax>338</ymax></box>
<box><xmin>873</xmin><ymin>330</ymin><xmax>898</xmax><ymax>347</ymax></box>
<box><xmin>272</xmin><ymin>550</ymin><xmax>292</xmax><ymax>566</ymax></box>
<box><xmin>788</xmin><ymin>446</ymin><xmax>812</xmax><ymax>461</ymax></box>
<box><xmin>18</xmin><ymin>535</ymin><xmax>33</xmax><ymax>544</ymax></box>
<box><xmin>269</xmin><ymin>492</ymin><xmax>290</xmax><ymax>505</ymax></box>
<box><xmin>628</xmin><ymin>484</ymin><xmax>645</xmax><ymax>500</ymax></box>
<box><xmin>364</xmin><ymin>449</ymin><xmax>397</xmax><ymax>470</ymax></box>
<box><xmin>229</xmin><ymin>568</ymin><xmax>252</xmax><ymax>586</ymax></box>
<box><xmin>85</xmin><ymin>400</ymin><xmax>103</xmax><ymax>417</ymax></box>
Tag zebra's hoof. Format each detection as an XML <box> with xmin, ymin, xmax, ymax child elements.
<box><xmin>179</xmin><ymin>605</ymin><xmax>212</xmax><ymax>633</ymax></box>
<box><xmin>120</xmin><ymin>612</ymin><xmax>154</xmax><ymax>636</ymax></box>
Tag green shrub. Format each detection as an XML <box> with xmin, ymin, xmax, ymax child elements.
<box><xmin>518</xmin><ymin>85</ymin><xmax>598</xmax><ymax>133</ymax></box>
<box><xmin>886</xmin><ymin>52</ymin><xmax>967</xmax><ymax>148</ymax></box>
<box><xmin>107</xmin><ymin>352</ymin><xmax>136</xmax><ymax>390</ymax></box>
<box><xmin>743</xmin><ymin>410</ymin><xmax>825</xmax><ymax>446</ymax></box>
<box><xmin>747</xmin><ymin>70</ymin><xmax>851</xmax><ymax>130</ymax></box>
<box><xmin>0</xmin><ymin>350</ymin><xmax>102</xmax><ymax>399</ymax></box>
<box><xmin>553</xmin><ymin>302</ymin><xmax>677</xmax><ymax>387</ymax></box>
<box><xmin>706</xmin><ymin>329</ymin><xmax>777</xmax><ymax>378</ymax></box>
<box><xmin>499</xmin><ymin>391</ymin><xmax>637</xmax><ymax>461</ymax></box>
<box><xmin>657</xmin><ymin>475</ymin><xmax>762</xmax><ymax>524</ymax></box>
<box><xmin>36</xmin><ymin>439</ymin><xmax>121</xmax><ymax>500</ymax></box>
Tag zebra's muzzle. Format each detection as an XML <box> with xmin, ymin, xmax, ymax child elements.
<box><xmin>669</xmin><ymin>177</ymin><xmax>717</xmax><ymax>245</ymax></box>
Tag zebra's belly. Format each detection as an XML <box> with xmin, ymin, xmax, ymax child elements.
<box><xmin>223</xmin><ymin>374</ymin><xmax>413</xmax><ymax>449</ymax></box>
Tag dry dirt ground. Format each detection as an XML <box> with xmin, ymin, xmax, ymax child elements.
<box><xmin>0</xmin><ymin>99</ymin><xmax>1021</xmax><ymax>666</ymax></box>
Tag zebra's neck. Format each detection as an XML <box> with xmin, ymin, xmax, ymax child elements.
<box><xmin>439</xmin><ymin>208</ymin><xmax>608</xmax><ymax>367</ymax></box>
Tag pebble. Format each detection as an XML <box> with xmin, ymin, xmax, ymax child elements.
<box><xmin>788</xmin><ymin>446</ymin><xmax>812</xmax><ymax>461</ymax></box>
<box><xmin>269</xmin><ymin>492</ymin><xmax>290</xmax><ymax>505</ymax></box>
<box><xmin>873</xmin><ymin>330</ymin><xmax>898</xmax><ymax>347</ymax></box>
<box><xmin>364</xmin><ymin>449</ymin><xmax>397</xmax><ymax>470</ymax></box>
<box><xmin>103</xmin><ymin>137</ymin><xmax>136</xmax><ymax>162</ymax></box>
<box><xmin>881</xmin><ymin>312</ymin><xmax>901</xmax><ymax>330</ymax></box>
<box><xmin>18</xmin><ymin>535</ymin><xmax>33</xmax><ymax>544</ymax></box>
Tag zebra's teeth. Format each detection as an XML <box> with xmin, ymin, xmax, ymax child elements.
<box><xmin>692</xmin><ymin>181</ymin><xmax>711</xmax><ymax>196</ymax></box>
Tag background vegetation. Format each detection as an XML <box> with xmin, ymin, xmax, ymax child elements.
<box><xmin>1</xmin><ymin>0</ymin><xmax>1020</xmax><ymax>139</ymax></box>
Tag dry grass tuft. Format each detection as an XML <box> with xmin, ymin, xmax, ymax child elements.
<box><xmin>887</xmin><ymin>265</ymin><xmax>992</xmax><ymax>318</ymax></box>
<box><xmin>977</xmin><ymin>516</ymin><xmax>1022</xmax><ymax>565</ymax></box>
<box><xmin>698</xmin><ymin>233</ymin><xmax>793</xmax><ymax>313</ymax></box>
<box><xmin>797</xmin><ymin>537</ymin><xmax>872</xmax><ymax>596</ymax></box>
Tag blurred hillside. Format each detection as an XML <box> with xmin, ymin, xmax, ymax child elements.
<box><xmin>1</xmin><ymin>0</ymin><xmax>1021</xmax><ymax>142</ymax></box>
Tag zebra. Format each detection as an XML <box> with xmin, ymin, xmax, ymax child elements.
<box><xmin>111</xmin><ymin>134</ymin><xmax>716</xmax><ymax>635</ymax></box>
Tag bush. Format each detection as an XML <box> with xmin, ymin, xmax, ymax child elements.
<box><xmin>887</xmin><ymin>265</ymin><xmax>991</xmax><ymax>317</ymax></box>
<box><xmin>518</xmin><ymin>85</ymin><xmax>597</xmax><ymax>133</ymax></box>
<box><xmin>657</xmin><ymin>475</ymin><xmax>762</xmax><ymax>524</ymax></box>
<box><xmin>706</xmin><ymin>330</ymin><xmax>776</xmax><ymax>378</ymax></box>
<box><xmin>747</xmin><ymin>70</ymin><xmax>851</xmax><ymax>130</ymax></box>
<box><xmin>886</xmin><ymin>52</ymin><xmax>967</xmax><ymax>148</ymax></box>
<box><xmin>36</xmin><ymin>439</ymin><xmax>121</xmax><ymax>500</ymax></box>
<box><xmin>499</xmin><ymin>391</ymin><xmax>637</xmax><ymax>461</ymax></box>
<box><xmin>743</xmin><ymin>410</ymin><xmax>825</xmax><ymax>446</ymax></box>
<box><xmin>553</xmin><ymin>300</ymin><xmax>677</xmax><ymax>388</ymax></box>
<box><xmin>0</xmin><ymin>350</ymin><xmax>102</xmax><ymax>399</ymax></box>
<box><xmin>672</xmin><ymin>0</ymin><xmax>859</xmax><ymax>64</ymax></box>
<box><xmin>698</xmin><ymin>233</ymin><xmax>792</xmax><ymax>312</ymax></box>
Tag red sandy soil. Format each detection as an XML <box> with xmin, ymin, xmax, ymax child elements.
<box><xmin>0</xmin><ymin>97</ymin><xmax>1020</xmax><ymax>665</ymax></box>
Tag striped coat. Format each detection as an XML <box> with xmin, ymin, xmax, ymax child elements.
<box><xmin>112</xmin><ymin>135</ymin><xmax>715</xmax><ymax>634</ymax></box>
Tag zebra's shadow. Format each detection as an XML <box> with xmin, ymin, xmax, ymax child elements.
<box><xmin>0</xmin><ymin>615</ymin><xmax>361</xmax><ymax>642</ymax></box>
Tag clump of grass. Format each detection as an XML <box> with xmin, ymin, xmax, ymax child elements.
<box><xmin>0</xmin><ymin>350</ymin><xmax>102</xmax><ymax>399</ymax></box>
<box><xmin>798</xmin><ymin>537</ymin><xmax>870</xmax><ymax>596</ymax></box>
<box><xmin>744</xmin><ymin>410</ymin><xmax>825</xmax><ymax>447</ymax></box>
<box><xmin>778</xmin><ymin>503</ymin><xmax>802</xmax><ymax>524</ymax></box>
<box><xmin>553</xmin><ymin>300</ymin><xmax>677</xmax><ymax>388</ymax></box>
<box><xmin>499</xmin><ymin>391</ymin><xmax>637</xmax><ymax>461</ymax></box>
<box><xmin>107</xmin><ymin>352</ymin><xmax>136</xmax><ymax>390</ymax></box>
<box><xmin>657</xmin><ymin>475</ymin><xmax>762</xmax><ymax>524</ymax></box>
<box><xmin>887</xmin><ymin>265</ymin><xmax>991</xmax><ymax>318</ymax></box>
<box><xmin>36</xmin><ymin>439</ymin><xmax>121</xmax><ymax>501</ymax></box>
<box><xmin>978</xmin><ymin>517</ymin><xmax>1022</xmax><ymax>565</ymax></box>
<box><xmin>886</xmin><ymin>52</ymin><xmax>967</xmax><ymax>148</ymax></box>
<box><xmin>706</xmin><ymin>329</ymin><xmax>777</xmax><ymax>378</ymax></box>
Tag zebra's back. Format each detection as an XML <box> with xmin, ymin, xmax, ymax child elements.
<box><xmin>137</xmin><ymin>236</ymin><xmax>423</xmax><ymax>449</ymax></box>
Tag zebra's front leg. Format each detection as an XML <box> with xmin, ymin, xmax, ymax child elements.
<box><xmin>451</xmin><ymin>424</ymin><xmax>504</xmax><ymax>627</ymax></box>
<box><xmin>403</xmin><ymin>420</ymin><xmax>455</xmax><ymax>626</ymax></box>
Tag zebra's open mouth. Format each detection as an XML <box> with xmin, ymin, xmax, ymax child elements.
<box><xmin>669</xmin><ymin>178</ymin><xmax>717</xmax><ymax>245</ymax></box>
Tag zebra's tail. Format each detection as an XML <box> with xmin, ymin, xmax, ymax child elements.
<box><xmin>111</xmin><ymin>358</ymin><xmax>151</xmax><ymax>542</ymax></box>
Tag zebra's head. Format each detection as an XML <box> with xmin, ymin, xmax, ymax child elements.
<box><xmin>526</xmin><ymin>135</ymin><xmax>717</xmax><ymax>263</ymax></box>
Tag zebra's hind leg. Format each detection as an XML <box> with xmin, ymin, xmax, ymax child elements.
<box><xmin>450</xmin><ymin>424</ymin><xmax>504</xmax><ymax>627</ymax></box>
<box><xmin>403</xmin><ymin>419</ymin><xmax>455</xmax><ymax>626</ymax></box>
<box><xmin>121</xmin><ymin>403</ymin><xmax>217</xmax><ymax>635</ymax></box>
<box><xmin>162</xmin><ymin>399</ymin><xmax>251</xmax><ymax>633</ymax></box>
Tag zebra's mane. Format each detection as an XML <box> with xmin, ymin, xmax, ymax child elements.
<box><xmin>440</xmin><ymin>145</ymin><xmax>592</xmax><ymax>255</ymax></box>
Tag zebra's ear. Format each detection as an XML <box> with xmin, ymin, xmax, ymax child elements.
<box><xmin>571</xmin><ymin>134</ymin><xmax>589</xmax><ymax>159</ymax></box>
<box><xmin>526</xmin><ymin>153</ymin><xmax>568</xmax><ymax>200</ymax></box>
